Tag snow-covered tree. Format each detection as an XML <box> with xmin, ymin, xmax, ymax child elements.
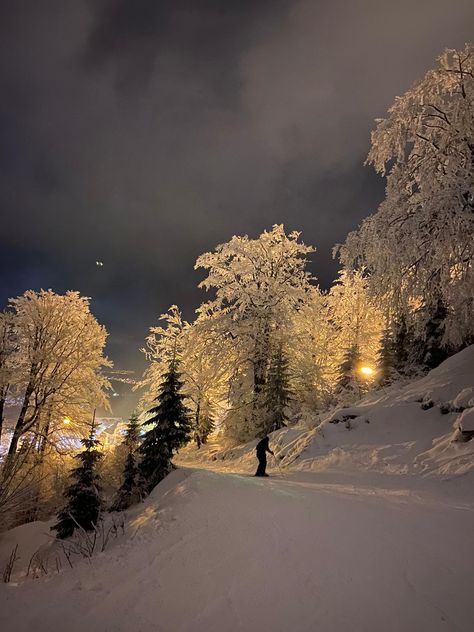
<box><xmin>412</xmin><ymin>297</ymin><xmax>449</xmax><ymax>370</ymax></box>
<box><xmin>377</xmin><ymin>325</ymin><xmax>396</xmax><ymax>386</ymax></box>
<box><xmin>139</xmin><ymin>306</ymin><xmax>186</xmax><ymax>410</ymax></box>
<box><xmin>0</xmin><ymin>310</ymin><xmax>16</xmax><ymax>443</ymax></box>
<box><xmin>139</xmin><ymin>358</ymin><xmax>192</xmax><ymax>494</ymax></box>
<box><xmin>194</xmin><ymin>397</ymin><xmax>216</xmax><ymax>445</ymax></box>
<box><xmin>329</xmin><ymin>271</ymin><xmax>383</xmax><ymax>371</ymax></box>
<box><xmin>261</xmin><ymin>342</ymin><xmax>293</xmax><ymax>435</ymax></box>
<box><xmin>195</xmin><ymin>225</ymin><xmax>314</xmax><ymax>441</ymax></box>
<box><xmin>339</xmin><ymin>45</ymin><xmax>474</xmax><ymax>360</ymax></box>
<box><xmin>139</xmin><ymin>307</ymin><xmax>230</xmax><ymax>446</ymax></box>
<box><xmin>335</xmin><ymin>344</ymin><xmax>362</xmax><ymax>395</ymax></box>
<box><xmin>179</xmin><ymin>315</ymin><xmax>230</xmax><ymax>445</ymax></box>
<box><xmin>52</xmin><ymin>426</ymin><xmax>103</xmax><ymax>539</ymax></box>
<box><xmin>5</xmin><ymin>290</ymin><xmax>111</xmax><ymax>460</ymax></box>
<box><xmin>110</xmin><ymin>413</ymin><xmax>143</xmax><ymax>511</ymax></box>
<box><xmin>289</xmin><ymin>288</ymin><xmax>339</xmax><ymax>417</ymax></box>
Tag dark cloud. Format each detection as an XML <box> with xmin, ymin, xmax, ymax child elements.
<box><xmin>0</xmin><ymin>0</ymin><xmax>473</xmax><ymax>416</ymax></box>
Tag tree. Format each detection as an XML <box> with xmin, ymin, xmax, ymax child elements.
<box><xmin>413</xmin><ymin>297</ymin><xmax>449</xmax><ymax>370</ymax></box>
<box><xmin>139</xmin><ymin>308</ymin><xmax>230</xmax><ymax>447</ymax></box>
<box><xmin>328</xmin><ymin>269</ymin><xmax>383</xmax><ymax>396</ymax></box>
<box><xmin>289</xmin><ymin>288</ymin><xmax>339</xmax><ymax>418</ymax></box>
<box><xmin>52</xmin><ymin>425</ymin><xmax>103</xmax><ymax>539</ymax></box>
<box><xmin>5</xmin><ymin>290</ymin><xmax>111</xmax><ymax>461</ymax></box>
<box><xmin>0</xmin><ymin>310</ymin><xmax>16</xmax><ymax>443</ymax></box>
<box><xmin>336</xmin><ymin>344</ymin><xmax>362</xmax><ymax>394</ymax></box>
<box><xmin>339</xmin><ymin>45</ymin><xmax>474</xmax><ymax>360</ymax></box>
<box><xmin>110</xmin><ymin>413</ymin><xmax>143</xmax><ymax>511</ymax></box>
<box><xmin>195</xmin><ymin>225</ymin><xmax>314</xmax><ymax>441</ymax></box>
<box><xmin>195</xmin><ymin>398</ymin><xmax>215</xmax><ymax>445</ymax></box>
<box><xmin>377</xmin><ymin>325</ymin><xmax>396</xmax><ymax>386</ymax></box>
<box><xmin>261</xmin><ymin>343</ymin><xmax>293</xmax><ymax>435</ymax></box>
<box><xmin>139</xmin><ymin>358</ymin><xmax>192</xmax><ymax>494</ymax></box>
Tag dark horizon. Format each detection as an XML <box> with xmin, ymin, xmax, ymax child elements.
<box><xmin>1</xmin><ymin>1</ymin><xmax>473</xmax><ymax>416</ymax></box>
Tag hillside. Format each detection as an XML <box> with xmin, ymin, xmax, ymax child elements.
<box><xmin>178</xmin><ymin>345</ymin><xmax>474</xmax><ymax>484</ymax></box>
<box><xmin>1</xmin><ymin>347</ymin><xmax>473</xmax><ymax>632</ymax></box>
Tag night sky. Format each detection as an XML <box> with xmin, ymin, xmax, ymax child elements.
<box><xmin>1</xmin><ymin>1</ymin><xmax>473</xmax><ymax>413</ymax></box>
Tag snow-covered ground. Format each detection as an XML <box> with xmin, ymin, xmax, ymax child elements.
<box><xmin>1</xmin><ymin>467</ymin><xmax>473</xmax><ymax>632</ymax></box>
<box><xmin>1</xmin><ymin>347</ymin><xmax>473</xmax><ymax>631</ymax></box>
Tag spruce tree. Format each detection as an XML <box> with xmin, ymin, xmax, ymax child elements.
<box><xmin>262</xmin><ymin>344</ymin><xmax>293</xmax><ymax>435</ymax></box>
<box><xmin>110</xmin><ymin>413</ymin><xmax>142</xmax><ymax>511</ymax></box>
<box><xmin>336</xmin><ymin>344</ymin><xmax>361</xmax><ymax>393</ymax></box>
<box><xmin>392</xmin><ymin>313</ymin><xmax>411</xmax><ymax>374</ymax></box>
<box><xmin>377</xmin><ymin>326</ymin><xmax>395</xmax><ymax>386</ymax></box>
<box><xmin>52</xmin><ymin>428</ymin><xmax>103</xmax><ymax>539</ymax></box>
<box><xmin>420</xmin><ymin>297</ymin><xmax>448</xmax><ymax>370</ymax></box>
<box><xmin>139</xmin><ymin>359</ymin><xmax>192</xmax><ymax>495</ymax></box>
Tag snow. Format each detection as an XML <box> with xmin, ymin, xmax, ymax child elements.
<box><xmin>1</xmin><ymin>347</ymin><xmax>473</xmax><ymax>631</ymax></box>
<box><xmin>1</xmin><ymin>468</ymin><xmax>473</xmax><ymax>632</ymax></box>
<box><xmin>179</xmin><ymin>345</ymin><xmax>474</xmax><ymax>480</ymax></box>
<box><xmin>459</xmin><ymin>408</ymin><xmax>474</xmax><ymax>432</ymax></box>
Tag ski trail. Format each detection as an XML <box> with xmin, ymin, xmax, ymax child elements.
<box><xmin>1</xmin><ymin>467</ymin><xmax>473</xmax><ymax>632</ymax></box>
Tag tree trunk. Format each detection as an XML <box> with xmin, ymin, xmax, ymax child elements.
<box><xmin>194</xmin><ymin>400</ymin><xmax>201</xmax><ymax>448</ymax></box>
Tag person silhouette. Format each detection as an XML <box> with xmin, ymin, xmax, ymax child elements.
<box><xmin>254</xmin><ymin>435</ymin><xmax>274</xmax><ymax>477</ymax></box>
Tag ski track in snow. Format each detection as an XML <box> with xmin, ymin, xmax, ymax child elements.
<box><xmin>1</xmin><ymin>465</ymin><xmax>473</xmax><ymax>632</ymax></box>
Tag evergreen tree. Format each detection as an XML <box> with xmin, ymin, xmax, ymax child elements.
<box><xmin>139</xmin><ymin>359</ymin><xmax>192</xmax><ymax>494</ymax></box>
<box><xmin>52</xmin><ymin>428</ymin><xmax>103</xmax><ymax>539</ymax></box>
<box><xmin>336</xmin><ymin>344</ymin><xmax>361</xmax><ymax>393</ymax></box>
<box><xmin>417</xmin><ymin>297</ymin><xmax>449</xmax><ymax>370</ymax></box>
<box><xmin>262</xmin><ymin>344</ymin><xmax>293</xmax><ymax>435</ymax></box>
<box><xmin>392</xmin><ymin>313</ymin><xmax>411</xmax><ymax>374</ymax></box>
<box><xmin>110</xmin><ymin>413</ymin><xmax>142</xmax><ymax>511</ymax></box>
<box><xmin>377</xmin><ymin>326</ymin><xmax>396</xmax><ymax>386</ymax></box>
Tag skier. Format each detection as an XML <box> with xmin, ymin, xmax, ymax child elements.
<box><xmin>254</xmin><ymin>435</ymin><xmax>274</xmax><ymax>477</ymax></box>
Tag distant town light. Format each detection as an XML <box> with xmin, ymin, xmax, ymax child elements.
<box><xmin>63</xmin><ymin>417</ymin><xmax>72</xmax><ymax>425</ymax></box>
<box><xmin>359</xmin><ymin>366</ymin><xmax>375</xmax><ymax>376</ymax></box>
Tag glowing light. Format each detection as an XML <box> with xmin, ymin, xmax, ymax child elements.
<box><xmin>359</xmin><ymin>366</ymin><xmax>374</xmax><ymax>376</ymax></box>
<box><xmin>63</xmin><ymin>417</ymin><xmax>72</xmax><ymax>425</ymax></box>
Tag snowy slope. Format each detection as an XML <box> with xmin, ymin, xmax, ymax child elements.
<box><xmin>1</xmin><ymin>348</ymin><xmax>473</xmax><ymax>632</ymax></box>
<box><xmin>1</xmin><ymin>467</ymin><xmax>474</xmax><ymax>632</ymax></box>
<box><xmin>178</xmin><ymin>345</ymin><xmax>474</xmax><ymax>481</ymax></box>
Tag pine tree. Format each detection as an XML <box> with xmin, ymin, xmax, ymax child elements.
<box><xmin>110</xmin><ymin>413</ymin><xmax>142</xmax><ymax>511</ymax></box>
<box><xmin>262</xmin><ymin>344</ymin><xmax>293</xmax><ymax>435</ymax></box>
<box><xmin>139</xmin><ymin>359</ymin><xmax>192</xmax><ymax>495</ymax></box>
<box><xmin>52</xmin><ymin>428</ymin><xmax>103</xmax><ymax>539</ymax></box>
<box><xmin>418</xmin><ymin>297</ymin><xmax>449</xmax><ymax>370</ymax></box>
<box><xmin>392</xmin><ymin>313</ymin><xmax>411</xmax><ymax>374</ymax></box>
<box><xmin>336</xmin><ymin>344</ymin><xmax>361</xmax><ymax>393</ymax></box>
<box><xmin>377</xmin><ymin>326</ymin><xmax>395</xmax><ymax>386</ymax></box>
